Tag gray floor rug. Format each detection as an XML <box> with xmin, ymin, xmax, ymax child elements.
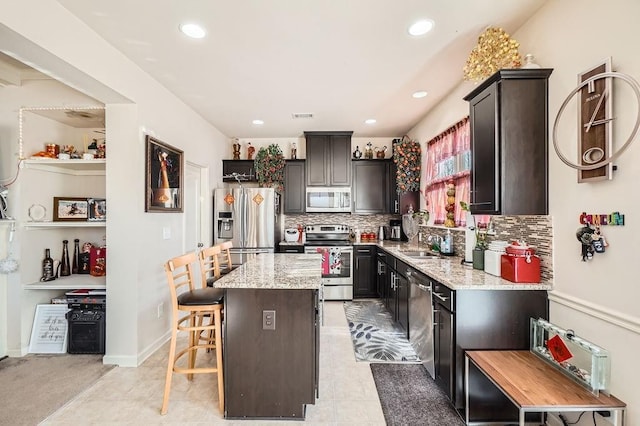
<box><xmin>0</xmin><ymin>354</ymin><xmax>114</xmax><ymax>425</ymax></box>
<box><xmin>371</xmin><ymin>363</ymin><xmax>464</xmax><ymax>426</ymax></box>
<box><xmin>344</xmin><ymin>300</ymin><xmax>420</xmax><ymax>363</ymax></box>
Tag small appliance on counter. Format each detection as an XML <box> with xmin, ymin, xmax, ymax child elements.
<box><xmin>501</xmin><ymin>242</ymin><xmax>540</xmax><ymax>283</ymax></box>
<box><xmin>284</xmin><ymin>228</ymin><xmax>300</xmax><ymax>242</ymax></box>
<box><xmin>389</xmin><ymin>219</ymin><xmax>403</xmax><ymax>241</ymax></box>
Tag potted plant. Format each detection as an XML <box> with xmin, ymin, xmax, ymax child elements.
<box><xmin>460</xmin><ymin>201</ymin><xmax>492</xmax><ymax>269</ymax></box>
<box><xmin>254</xmin><ymin>144</ymin><xmax>285</xmax><ymax>193</ymax></box>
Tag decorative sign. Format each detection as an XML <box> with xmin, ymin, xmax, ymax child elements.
<box><xmin>579</xmin><ymin>211</ymin><xmax>625</xmax><ymax>226</ymax></box>
<box><xmin>224</xmin><ymin>193</ymin><xmax>235</xmax><ymax>205</ymax></box>
<box><xmin>252</xmin><ymin>193</ymin><xmax>264</xmax><ymax>205</ymax></box>
<box><xmin>28</xmin><ymin>304</ymin><xmax>69</xmax><ymax>354</ymax></box>
<box><xmin>547</xmin><ymin>334</ymin><xmax>573</xmax><ymax>363</ymax></box>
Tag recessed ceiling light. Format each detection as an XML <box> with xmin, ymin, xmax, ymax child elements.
<box><xmin>408</xmin><ymin>19</ymin><xmax>434</xmax><ymax>36</ymax></box>
<box><xmin>365</xmin><ymin>119</ymin><xmax>377</xmax><ymax>125</ymax></box>
<box><xmin>179</xmin><ymin>23</ymin><xmax>206</xmax><ymax>39</ymax></box>
<box><xmin>412</xmin><ymin>91</ymin><xmax>428</xmax><ymax>98</ymax></box>
<box><xmin>252</xmin><ymin>119</ymin><xmax>264</xmax><ymax>125</ymax></box>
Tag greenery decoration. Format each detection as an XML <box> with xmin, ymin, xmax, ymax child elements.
<box><xmin>393</xmin><ymin>135</ymin><xmax>421</xmax><ymax>192</ymax></box>
<box><xmin>463</xmin><ymin>27</ymin><xmax>522</xmax><ymax>82</ymax></box>
<box><xmin>254</xmin><ymin>144</ymin><xmax>285</xmax><ymax>193</ymax></box>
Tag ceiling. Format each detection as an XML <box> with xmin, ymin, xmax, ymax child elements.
<box><xmin>39</xmin><ymin>1</ymin><xmax>547</xmax><ymax>138</ymax></box>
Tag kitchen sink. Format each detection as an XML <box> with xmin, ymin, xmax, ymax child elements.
<box><xmin>400</xmin><ymin>250</ymin><xmax>440</xmax><ymax>258</ymax></box>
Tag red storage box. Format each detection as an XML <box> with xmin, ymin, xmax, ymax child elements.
<box><xmin>90</xmin><ymin>246</ymin><xmax>107</xmax><ymax>277</ymax></box>
<box><xmin>501</xmin><ymin>254</ymin><xmax>540</xmax><ymax>283</ymax></box>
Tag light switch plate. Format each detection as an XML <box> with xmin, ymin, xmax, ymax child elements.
<box><xmin>162</xmin><ymin>227</ymin><xmax>171</xmax><ymax>239</ymax></box>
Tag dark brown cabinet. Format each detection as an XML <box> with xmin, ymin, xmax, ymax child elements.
<box><xmin>222</xmin><ymin>160</ymin><xmax>257</xmax><ymax>182</ymax></box>
<box><xmin>464</xmin><ymin>68</ymin><xmax>553</xmax><ymax>215</ymax></box>
<box><xmin>284</xmin><ymin>160</ymin><xmax>305</xmax><ymax>213</ymax></box>
<box><xmin>442</xmin><ymin>285</ymin><xmax>547</xmax><ymax>411</ymax></box>
<box><xmin>224</xmin><ymin>288</ymin><xmax>319</xmax><ymax>419</ymax></box>
<box><xmin>304</xmin><ymin>131</ymin><xmax>352</xmax><ymax>187</ymax></box>
<box><xmin>353</xmin><ymin>245</ymin><xmax>377</xmax><ymax>298</ymax></box>
<box><xmin>388</xmin><ymin>159</ymin><xmax>419</xmax><ymax>214</ymax></box>
<box><xmin>352</xmin><ymin>160</ymin><xmax>390</xmax><ymax>214</ymax></box>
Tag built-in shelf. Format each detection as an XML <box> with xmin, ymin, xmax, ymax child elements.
<box><xmin>22</xmin><ymin>221</ymin><xmax>106</xmax><ymax>229</ymax></box>
<box><xmin>22</xmin><ymin>158</ymin><xmax>106</xmax><ymax>175</ymax></box>
<box><xmin>22</xmin><ymin>274</ymin><xmax>106</xmax><ymax>290</ymax></box>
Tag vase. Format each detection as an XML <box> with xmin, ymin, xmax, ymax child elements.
<box><xmin>472</xmin><ymin>247</ymin><xmax>485</xmax><ymax>270</ymax></box>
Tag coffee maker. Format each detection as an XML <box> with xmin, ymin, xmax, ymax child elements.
<box><xmin>389</xmin><ymin>219</ymin><xmax>405</xmax><ymax>241</ymax></box>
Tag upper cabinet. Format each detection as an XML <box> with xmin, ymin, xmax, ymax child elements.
<box><xmin>352</xmin><ymin>160</ymin><xmax>390</xmax><ymax>214</ymax></box>
<box><xmin>304</xmin><ymin>131</ymin><xmax>352</xmax><ymax>187</ymax></box>
<box><xmin>464</xmin><ymin>69</ymin><xmax>553</xmax><ymax>215</ymax></box>
<box><xmin>387</xmin><ymin>159</ymin><xmax>419</xmax><ymax>215</ymax></box>
<box><xmin>283</xmin><ymin>160</ymin><xmax>306</xmax><ymax>214</ymax></box>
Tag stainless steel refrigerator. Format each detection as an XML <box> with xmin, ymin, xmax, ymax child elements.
<box><xmin>214</xmin><ymin>187</ymin><xmax>275</xmax><ymax>266</ymax></box>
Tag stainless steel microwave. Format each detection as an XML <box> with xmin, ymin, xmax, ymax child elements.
<box><xmin>305</xmin><ymin>187</ymin><xmax>351</xmax><ymax>212</ymax></box>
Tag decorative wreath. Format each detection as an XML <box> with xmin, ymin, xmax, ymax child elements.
<box><xmin>254</xmin><ymin>144</ymin><xmax>286</xmax><ymax>193</ymax></box>
<box><xmin>393</xmin><ymin>135</ymin><xmax>421</xmax><ymax>192</ymax></box>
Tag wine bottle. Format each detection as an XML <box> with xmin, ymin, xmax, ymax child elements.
<box><xmin>41</xmin><ymin>248</ymin><xmax>55</xmax><ymax>282</ymax></box>
<box><xmin>60</xmin><ymin>239</ymin><xmax>71</xmax><ymax>277</ymax></box>
<box><xmin>72</xmin><ymin>238</ymin><xmax>80</xmax><ymax>274</ymax></box>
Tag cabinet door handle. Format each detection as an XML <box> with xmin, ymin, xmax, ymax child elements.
<box><xmin>433</xmin><ymin>292</ymin><xmax>448</xmax><ymax>302</ymax></box>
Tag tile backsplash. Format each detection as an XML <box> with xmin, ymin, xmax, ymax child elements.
<box><xmin>285</xmin><ymin>213</ymin><xmax>553</xmax><ymax>283</ymax></box>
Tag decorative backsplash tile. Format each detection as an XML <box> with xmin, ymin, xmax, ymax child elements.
<box><xmin>284</xmin><ymin>213</ymin><xmax>553</xmax><ymax>283</ymax></box>
<box><xmin>419</xmin><ymin>215</ymin><xmax>553</xmax><ymax>283</ymax></box>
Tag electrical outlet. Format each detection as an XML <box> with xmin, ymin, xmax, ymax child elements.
<box><xmin>157</xmin><ymin>302</ymin><xmax>164</xmax><ymax>318</ymax></box>
<box><xmin>162</xmin><ymin>227</ymin><xmax>171</xmax><ymax>240</ymax></box>
<box><xmin>263</xmin><ymin>310</ymin><xmax>276</xmax><ymax>330</ymax></box>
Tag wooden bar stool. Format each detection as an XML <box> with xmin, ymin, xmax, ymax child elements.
<box><xmin>218</xmin><ymin>241</ymin><xmax>236</xmax><ymax>275</ymax></box>
<box><xmin>161</xmin><ymin>251</ymin><xmax>224</xmax><ymax>415</ymax></box>
<box><xmin>198</xmin><ymin>245</ymin><xmax>222</xmax><ymax>287</ymax></box>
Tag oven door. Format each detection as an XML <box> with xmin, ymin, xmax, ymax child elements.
<box><xmin>304</xmin><ymin>245</ymin><xmax>353</xmax><ymax>300</ymax></box>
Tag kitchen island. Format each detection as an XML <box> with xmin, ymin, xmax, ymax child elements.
<box><xmin>213</xmin><ymin>253</ymin><xmax>322</xmax><ymax>420</ymax></box>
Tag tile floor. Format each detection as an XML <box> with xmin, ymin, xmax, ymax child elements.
<box><xmin>41</xmin><ymin>302</ymin><xmax>386</xmax><ymax>425</ymax></box>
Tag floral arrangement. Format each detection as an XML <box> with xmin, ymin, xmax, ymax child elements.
<box><xmin>393</xmin><ymin>135</ymin><xmax>421</xmax><ymax>192</ymax></box>
<box><xmin>254</xmin><ymin>144</ymin><xmax>285</xmax><ymax>193</ymax></box>
<box><xmin>463</xmin><ymin>27</ymin><xmax>522</xmax><ymax>82</ymax></box>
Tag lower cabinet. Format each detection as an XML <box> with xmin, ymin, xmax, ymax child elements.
<box><xmin>440</xmin><ymin>285</ymin><xmax>548</xmax><ymax>411</ymax></box>
<box><xmin>391</xmin><ymin>259</ymin><xmax>410</xmax><ymax>336</ymax></box>
<box><xmin>353</xmin><ymin>245</ymin><xmax>377</xmax><ymax>298</ymax></box>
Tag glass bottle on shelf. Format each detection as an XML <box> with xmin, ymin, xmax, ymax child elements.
<box><xmin>41</xmin><ymin>248</ymin><xmax>55</xmax><ymax>282</ymax></box>
<box><xmin>60</xmin><ymin>240</ymin><xmax>71</xmax><ymax>277</ymax></box>
<box><xmin>521</xmin><ymin>53</ymin><xmax>541</xmax><ymax>69</ymax></box>
<box><xmin>72</xmin><ymin>238</ymin><xmax>80</xmax><ymax>274</ymax></box>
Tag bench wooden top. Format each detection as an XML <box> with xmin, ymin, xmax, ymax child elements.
<box><xmin>466</xmin><ymin>350</ymin><xmax>626</xmax><ymax>410</ymax></box>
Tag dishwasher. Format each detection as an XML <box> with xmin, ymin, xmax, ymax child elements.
<box><xmin>407</xmin><ymin>268</ymin><xmax>435</xmax><ymax>378</ymax></box>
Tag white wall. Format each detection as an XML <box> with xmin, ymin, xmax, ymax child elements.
<box><xmin>1</xmin><ymin>0</ymin><xmax>227</xmax><ymax>365</ymax></box>
<box><xmin>408</xmin><ymin>0</ymin><xmax>640</xmax><ymax>422</ymax></box>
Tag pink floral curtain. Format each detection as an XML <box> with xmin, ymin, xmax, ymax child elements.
<box><xmin>424</xmin><ymin>117</ymin><xmax>471</xmax><ymax>226</ymax></box>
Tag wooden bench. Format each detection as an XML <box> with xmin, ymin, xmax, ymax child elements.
<box><xmin>465</xmin><ymin>350</ymin><xmax>626</xmax><ymax>425</ymax></box>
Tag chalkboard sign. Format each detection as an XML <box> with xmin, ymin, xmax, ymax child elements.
<box><xmin>28</xmin><ymin>304</ymin><xmax>69</xmax><ymax>354</ymax></box>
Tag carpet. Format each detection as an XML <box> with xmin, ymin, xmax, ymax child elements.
<box><xmin>371</xmin><ymin>363</ymin><xmax>464</xmax><ymax>426</ymax></box>
<box><xmin>344</xmin><ymin>300</ymin><xmax>420</xmax><ymax>363</ymax></box>
<box><xmin>0</xmin><ymin>354</ymin><xmax>114</xmax><ymax>425</ymax></box>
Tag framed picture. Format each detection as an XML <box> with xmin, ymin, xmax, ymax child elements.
<box><xmin>145</xmin><ymin>135</ymin><xmax>183</xmax><ymax>212</ymax></box>
<box><xmin>53</xmin><ymin>197</ymin><xmax>89</xmax><ymax>221</ymax></box>
<box><xmin>28</xmin><ymin>304</ymin><xmax>68</xmax><ymax>354</ymax></box>
<box><xmin>88</xmin><ymin>198</ymin><xmax>107</xmax><ymax>221</ymax></box>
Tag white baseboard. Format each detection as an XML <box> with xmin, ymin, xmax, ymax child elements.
<box><xmin>103</xmin><ymin>329</ymin><xmax>170</xmax><ymax>367</ymax></box>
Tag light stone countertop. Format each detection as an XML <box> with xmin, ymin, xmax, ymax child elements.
<box><xmin>377</xmin><ymin>241</ymin><xmax>553</xmax><ymax>291</ymax></box>
<box><xmin>213</xmin><ymin>253</ymin><xmax>322</xmax><ymax>290</ymax></box>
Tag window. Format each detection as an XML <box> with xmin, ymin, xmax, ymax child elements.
<box><xmin>424</xmin><ymin>117</ymin><xmax>471</xmax><ymax>226</ymax></box>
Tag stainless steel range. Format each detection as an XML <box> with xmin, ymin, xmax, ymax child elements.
<box><xmin>304</xmin><ymin>224</ymin><xmax>353</xmax><ymax>300</ymax></box>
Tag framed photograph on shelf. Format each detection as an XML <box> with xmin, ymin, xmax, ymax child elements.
<box><xmin>88</xmin><ymin>198</ymin><xmax>106</xmax><ymax>221</ymax></box>
<box><xmin>53</xmin><ymin>197</ymin><xmax>89</xmax><ymax>221</ymax></box>
<box><xmin>145</xmin><ymin>135</ymin><xmax>183</xmax><ymax>212</ymax></box>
